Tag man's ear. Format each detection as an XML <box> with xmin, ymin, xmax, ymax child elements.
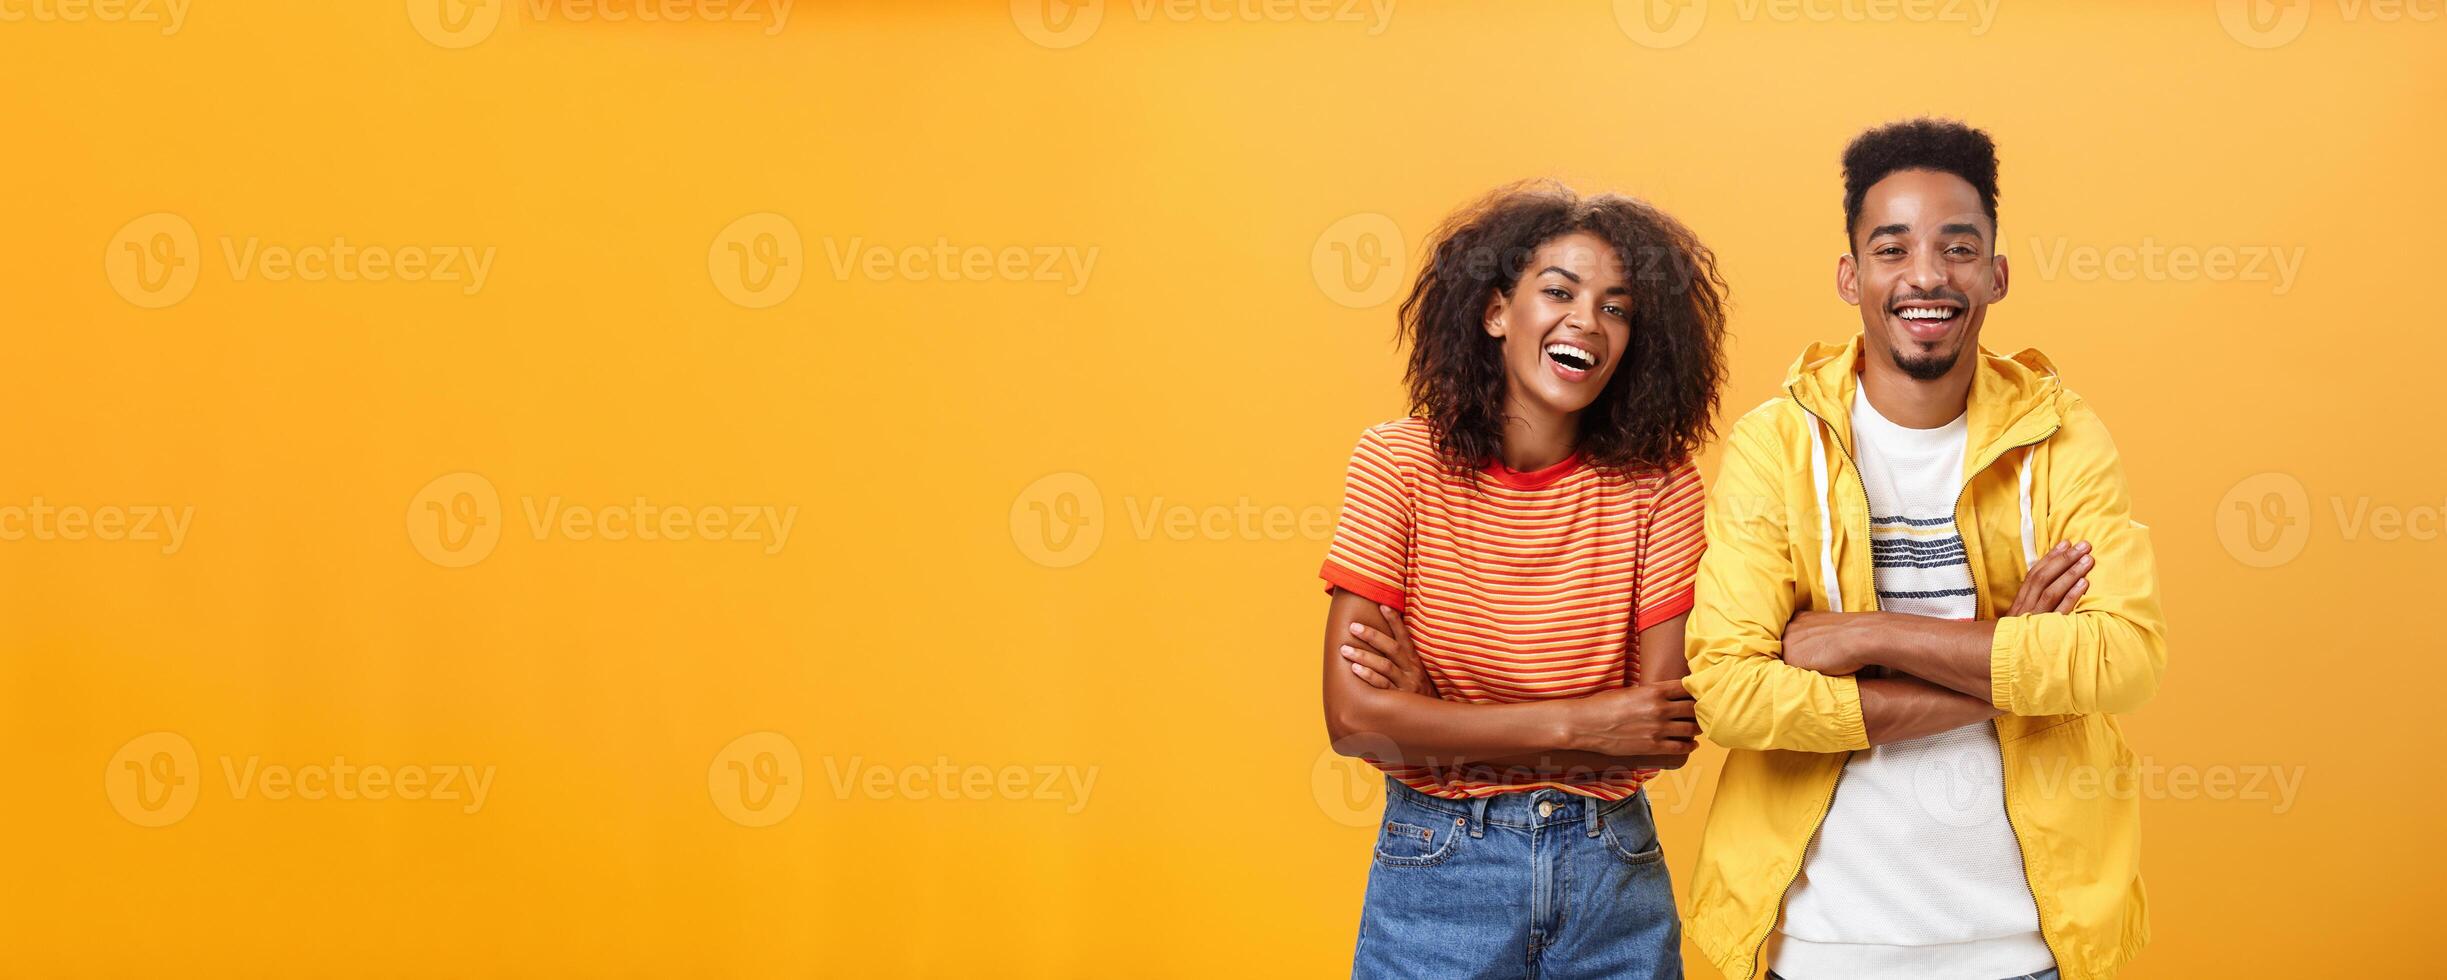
<box><xmin>1836</xmin><ymin>251</ymin><xmax>1862</xmax><ymax>306</ymax></box>
<box><xmin>1482</xmin><ymin>288</ymin><xmax>1508</xmax><ymax>338</ymax></box>
<box><xmin>1988</xmin><ymin>253</ymin><xmax>2010</xmax><ymax>304</ymax></box>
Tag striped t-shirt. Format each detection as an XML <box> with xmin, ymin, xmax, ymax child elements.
<box><xmin>1319</xmin><ymin>417</ymin><xmax>1705</xmax><ymax>801</ymax></box>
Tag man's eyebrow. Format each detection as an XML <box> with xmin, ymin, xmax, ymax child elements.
<box><xmin>1538</xmin><ymin>266</ymin><xmax>1582</xmax><ymax>283</ymax></box>
<box><xmin>1940</xmin><ymin>222</ymin><xmax>1985</xmax><ymax>238</ymax></box>
<box><xmin>1868</xmin><ymin>223</ymin><xmax>1909</xmax><ymax>239</ymax></box>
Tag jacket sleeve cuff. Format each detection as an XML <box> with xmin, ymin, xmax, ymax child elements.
<box><xmin>1988</xmin><ymin>615</ymin><xmax>2023</xmax><ymax>713</ymax></box>
<box><xmin>1833</xmin><ymin>673</ymin><xmax>1869</xmax><ymax>750</ymax></box>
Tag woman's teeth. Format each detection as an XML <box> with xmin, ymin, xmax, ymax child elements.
<box><xmin>1543</xmin><ymin>343</ymin><xmax>1597</xmax><ymax>370</ymax></box>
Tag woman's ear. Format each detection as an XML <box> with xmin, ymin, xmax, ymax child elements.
<box><xmin>1483</xmin><ymin>288</ymin><xmax>1507</xmax><ymax>338</ymax></box>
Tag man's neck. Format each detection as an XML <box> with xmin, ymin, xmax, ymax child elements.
<box><xmin>1858</xmin><ymin>353</ymin><xmax>1974</xmax><ymax>430</ymax></box>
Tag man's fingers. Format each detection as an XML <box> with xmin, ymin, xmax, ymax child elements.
<box><xmin>2036</xmin><ymin>553</ymin><xmax>2093</xmax><ymax>609</ymax></box>
<box><xmin>2053</xmin><ymin>578</ymin><xmax>2089</xmax><ymax>614</ymax></box>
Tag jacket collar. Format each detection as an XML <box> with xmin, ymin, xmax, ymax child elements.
<box><xmin>1783</xmin><ymin>333</ymin><xmax>2067</xmax><ymax>463</ymax></box>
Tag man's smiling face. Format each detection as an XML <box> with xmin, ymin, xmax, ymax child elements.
<box><xmin>1839</xmin><ymin>168</ymin><xmax>2008</xmax><ymax>381</ymax></box>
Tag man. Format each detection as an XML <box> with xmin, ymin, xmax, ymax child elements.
<box><xmin>1680</xmin><ymin>118</ymin><xmax>2167</xmax><ymax>980</ymax></box>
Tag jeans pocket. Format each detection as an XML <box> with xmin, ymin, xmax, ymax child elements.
<box><xmin>1373</xmin><ymin>813</ymin><xmax>1466</xmax><ymax>868</ymax></box>
<box><xmin>1598</xmin><ymin>793</ymin><xmax>1665</xmax><ymax>866</ymax></box>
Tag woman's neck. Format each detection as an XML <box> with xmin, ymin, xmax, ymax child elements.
<box><xmin>1497</xmin><ymin>401</ymin><xmax>1578</xmax><ymax>472</ymax></box>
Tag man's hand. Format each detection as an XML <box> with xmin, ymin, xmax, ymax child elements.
<box><xmin>1781</xmin><ymin>610</ymin><xmax>1881</xmax><ymax>676</ymax></box>
<box><xmin>1339</xmin><ymin>604</ymin><xmax>1437</xmax><ymax>697</ymax></box>
<box><xmin>1566</xmin><ymin>680</ymin><xmax>1700</xmax><ymax>761</ymax></box>
<box><xmin>2007</xmin><ymin>541</ymin><xmax>2093</xmax><ymax>616</ymax></box>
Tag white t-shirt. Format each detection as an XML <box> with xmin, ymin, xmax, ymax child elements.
<box><xmin>1768</xmin><ymin>388</ymin><xmax>2054</xmax><ymax>980</ymax></box>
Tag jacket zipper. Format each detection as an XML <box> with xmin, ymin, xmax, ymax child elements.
<box><xmin>1746</xmin><ymin>393</ymin><xmax>1882</xmax><ymax>979</ymax></box>
<box><xmin>1758</xmin><ymin>390</ymin><xmax>2067</xmax><ymax>978</ymax></box>
<box><xmin>1949</xmin><ymin>423</ymin><xmax>2064</xmax><ymax>973</ymax></box>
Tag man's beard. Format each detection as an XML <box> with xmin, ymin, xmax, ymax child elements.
<box><xmin>1892</xmin><ymin>343</ymin><xmax>1960</xmax><ymax>381</ymax></box>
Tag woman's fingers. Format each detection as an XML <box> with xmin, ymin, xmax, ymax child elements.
<box><xmin>1378</xmin><ymin>604</ymin><xmax>1411</xmax><ymax>645</ymax></box>
<box><xmin>1346</xmin><ymin>621</ymin><xmax>1402</xmax><ymax>657</ymax></box>
<box><xmin>1345</xmin><ymin>657</ymin><xmax>1393</xmax><ymax>689</ymax></box>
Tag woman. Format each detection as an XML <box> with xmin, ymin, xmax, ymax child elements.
<box><xmin>1318</xmin><ymin>181</ymin><xmax>1727</xmax><ymax>979</ymax></box>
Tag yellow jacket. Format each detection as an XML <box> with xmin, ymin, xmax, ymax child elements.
<box><xmin>1681</xmin><ymin>336</ymin><xmax>2167</xmax><ymax>980</ymax></box>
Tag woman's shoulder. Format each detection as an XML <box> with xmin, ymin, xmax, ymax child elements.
<box><xmin>1351</xmin><ymin>417</ymin><xmax>1440</xmax><ymax>459</ymax></box>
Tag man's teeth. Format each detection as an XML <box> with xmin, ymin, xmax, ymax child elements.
<box><xmin>1544</xmin><ymin>343</ymin><xmax>1596</xmax><ymax>369</ymax></box>
<box><xmin>1895</xmin><ymin>307</ymin><xmax>1957</xmax><ymax>321</ymax></box>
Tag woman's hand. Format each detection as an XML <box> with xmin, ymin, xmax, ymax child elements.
<box><xmin>2007</xmin><ymin>541</ymin><xmax>2093</xmax><ymax>616</ymax></box>
<box><xmin>1566</xmin><ymin>680</ymin><xmax>1699</xmax><ymax>762</ymax></box>
<box><xmin>1340</xmin><ymin>604</ymin><xmax>1437</xmax><ymax>697</ymax></box>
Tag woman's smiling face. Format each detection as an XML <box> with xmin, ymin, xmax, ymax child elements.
<box><xmin>1484</xmin><ymin>230</ymin><xmax>1636</xmax><ymax>423</ymax></box>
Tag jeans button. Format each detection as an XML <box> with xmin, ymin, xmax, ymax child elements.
<box><xmin>1537</xmin><ymin>801</ymin><xmax>1557</xmax><ymax>818</ymax></box>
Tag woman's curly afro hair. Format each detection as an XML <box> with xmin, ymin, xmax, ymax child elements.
<box><xmin>1397</xmin><ymin>180</ymin><xmax>1728</xmax><ymax>476</ymax></box>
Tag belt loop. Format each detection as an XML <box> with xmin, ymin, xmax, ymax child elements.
<box><xmin>1586</xmin><ymin>794</ymin><xmax>1605</xmax><ymax>838</ymax></box>
<box><xmin>1468</xmin><ymin>795</ymin><xmax>1489</xmax><ymax>838</ymax></box>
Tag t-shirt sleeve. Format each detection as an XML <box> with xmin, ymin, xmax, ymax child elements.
<box><xmin>1319</xmin><ymin>426</ymin><xmax>1412</xmax><ymax>609</ymax></box>
<box><xmin>1634</xmin><ymin>459</ymin><xmax>1707</xmax><ymax>632</ymax></box>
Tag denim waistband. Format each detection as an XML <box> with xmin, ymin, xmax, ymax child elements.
<box><xmin>1382</xmin><ymin>776</ymin><xmax>1645</xmax><ymax>839</ymax></box>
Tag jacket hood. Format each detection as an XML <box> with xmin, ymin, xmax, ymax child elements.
<box><xmin>1783</xmin><ymin>334</ymin><xmax>2068</xmax><ymax>456</ymax></box>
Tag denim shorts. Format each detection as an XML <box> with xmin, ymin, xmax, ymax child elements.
<box><xmin>1352</xmin><ymin>777</ymin><xmax>1679</xmax><ymax>980</ymax></box>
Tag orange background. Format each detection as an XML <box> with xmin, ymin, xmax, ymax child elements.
<box><xmin>3</xmin><ymin>1</ymin><xmax>2439</xmax><ymax>976</ymax></box>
